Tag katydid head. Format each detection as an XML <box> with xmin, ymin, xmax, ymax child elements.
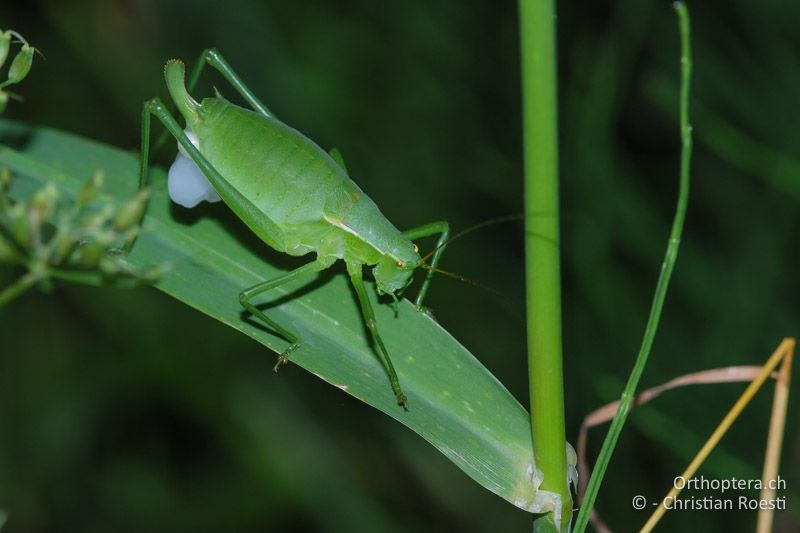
<box><xmin>373</xmin><ymin>244</ymin><xmax>420</xmax><ymax>298</ymax></box>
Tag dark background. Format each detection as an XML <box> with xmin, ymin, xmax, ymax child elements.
<box><xmin>1</xmin><ymin>0</ymin><xmax>798</xmax><ymax>531</ymax></box>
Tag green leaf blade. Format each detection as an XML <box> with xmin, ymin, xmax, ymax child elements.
<box><xmin>0</xmin><ymin>121</ymin><xmax>570</xmax><ymax>513</ymax></box>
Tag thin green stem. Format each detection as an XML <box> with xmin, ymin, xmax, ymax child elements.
<box><xmin>573</xmin><ymin>4</ymin><xmax>693</xmax><ymax>530</ymax></box>
<box><xmin>48</xmin><ymin>268</ymin><xmax>105</xmax><ymax>286</ymax></box>
<box><xmin>0</xmin><ymin>271</ymin><xmax>39</xmax><ymax>307</ymax></box>
<box><xmin>519</xmin><ymin>0</ymin><xmax>570</xmax><ymax>530</ymax></box>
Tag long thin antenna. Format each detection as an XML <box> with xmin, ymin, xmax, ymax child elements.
<box><xmin>420</xmin><ymin>212</ymin><xmax>557</xmax><ymax>263</ymax></box>
<box><xmin>418</xmin><ymin>262</ymin><xmax>505</xmax><ymax>300</ymax></box>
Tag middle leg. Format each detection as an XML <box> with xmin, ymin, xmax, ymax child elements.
<box><xmin>240</xmin><ymin>258</ymin><xmax>331</xmax><ymax>370</ymax></box>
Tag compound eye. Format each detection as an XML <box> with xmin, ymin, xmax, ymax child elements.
<box><xmin>395</xmin><ymin>260</ymin><xmax>405</xmax><ymax>269</ymax></box>
<box><xmin>412</xmin><ymin>243</ymin><xmax>419</xmax><ymax>253</ymax></box>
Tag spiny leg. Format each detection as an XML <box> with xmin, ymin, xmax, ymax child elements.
<box><xmin>147</xmin><ymin>97</ymin><xmax>235</xmax><ymax>189</ymax></box>
<box><xmin>187</xmin><ymin>48</ymin><xmax>275</xmax><ymax>118</ymax></box>
<box><xmin>402</xmin><ymin>220</ymin><xmax>449</xmax><ymax>308</ymax></box>
<box><xmin>347</xmin><ymin>261</ymin><xmax>408</xmax><ymax>410</ymax></box>
<box><xmin>240</xmin><ymin>259</ymin><xmax>331</xmax><ymax>370</ymax></box>
<box><xmin>126</xmin><ymin>97</ymin><xmax>204</xmax><ymax>252</ymax></box>
<box><xmin>131</xmin><ymin>95</ymin><xmax>270</xmax><ymax>254</ymax></box>
<box><xmin>123</xmin><ymin>98</ymin><xmax>160</xmax><ymax>253</ymax></box>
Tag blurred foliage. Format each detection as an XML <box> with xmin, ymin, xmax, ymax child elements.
<box><xmin>0</xmin><ymin>169</ymin><xmax>159</xmax><ymax>307</ymax></box>
<box><xmin>0</xmin><ymin>0</ymin><xmax>798</xmax><ymax>531</ymax></box>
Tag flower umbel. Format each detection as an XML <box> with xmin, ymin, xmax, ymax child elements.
<box><xmin>0</xmin><ymin>29</ymin><xmax>38</xmax><ymax>115</ymax></box>
<box><xmin>0</xmin><ymin>168</ymin><xmax>163</xmax><ymax>307</ymax></box>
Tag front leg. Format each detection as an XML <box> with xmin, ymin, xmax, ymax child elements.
<box><xmin>347</xmin><ymin>261</ymin><xmax>408</xmax><ymax>410</ymax></box>
<box><xmin>402</xmin><ymin>221</ymin><xmax>449</xmax><ymax>308</ymax></box>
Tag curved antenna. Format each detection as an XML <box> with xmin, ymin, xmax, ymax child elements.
<box><xmin>420</xmin><ymin>212</ymin><xmax>558</xmax><ymax>263</ymax></box>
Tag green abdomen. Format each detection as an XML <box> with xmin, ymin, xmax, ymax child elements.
<box><xmin>193</xmin><ymin>99</ymin><xmax>404</xmax><ymax>262</ymax></box>
<box><xmin>198</xmin><ymin>100</ymin><xmax>344</xmax><ymax>227</ymax></box>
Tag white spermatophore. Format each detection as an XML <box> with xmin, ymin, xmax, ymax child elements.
<box><xmin>168</xmin><ymin>154</ymin><xmax>222</xmax><ymax>208</ymax></box>
<box><xmin>167</xmin><ymin>129</ymin><xmax>222</xmax><ymax>208</ymax></box>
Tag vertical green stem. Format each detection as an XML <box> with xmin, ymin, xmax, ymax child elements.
<box><xmin>573</xmin><ymin>4</ymin><xmax>692</xmax><ymax>531</ymax></box>
<box><xmin>519</xmin><ymin>0</ymin><xmax>571</xmax><ymax>530</ymax></box>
